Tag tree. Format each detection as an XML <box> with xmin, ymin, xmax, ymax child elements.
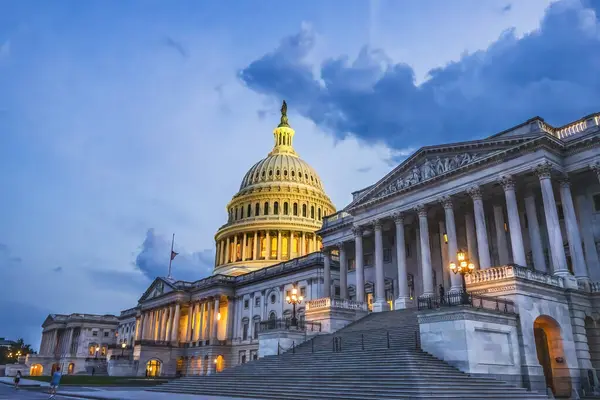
<box><xmin>0</xmin><ymin>338</ymin><xmax>35</xmax><ymax>365</ymax></box>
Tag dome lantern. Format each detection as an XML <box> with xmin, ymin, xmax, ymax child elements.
<box><xmin>269</xmin><ymin>100</ymin><xmax>297</xmax><ymax>157</ymax></box>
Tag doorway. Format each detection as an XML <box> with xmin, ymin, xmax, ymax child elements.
<box><xmin>145</xmin><ymin>359</ymin><xmax>161</xmax><ymax>377</ymax></box>
<box><xmin>533</xmin><ymin>315</ymin><xmax>571</xmax><ymax>397</ymax></box>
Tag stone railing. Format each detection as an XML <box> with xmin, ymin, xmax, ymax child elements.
<box><xmin>306</xmin><ymin>297</ymin><xmax>367</xmax><ymax>312</ymax></box>
<box><xmin>591</xmin><ymin>282</ymin><xmax>600</xmax><ymax>293</ymax></box>
<box><xmin>465</xmin><ymin>265</ymin><xmax>564</xmax><ymax>289</ymax></box>
<box><xmin>321</xmin><ymin>211</ymin><xmax>353</xmax><ymax>230</ymax></box>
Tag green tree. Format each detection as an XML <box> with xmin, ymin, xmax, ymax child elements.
<box><xmin>0</xmin><ymin>338</ymin><xmax>35</xmax><ymax>364</ymax></box>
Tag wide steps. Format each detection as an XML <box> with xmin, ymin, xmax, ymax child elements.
<box><xmin>152</xmin><ymin>309</ymin><xmax>547</xmax><ymax>399</ymax></box>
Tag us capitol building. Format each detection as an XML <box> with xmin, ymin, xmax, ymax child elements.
<box><xmin>19</xmin><ymin>104</ymin><xmax>600</xmax><ymax>397</ymax></box>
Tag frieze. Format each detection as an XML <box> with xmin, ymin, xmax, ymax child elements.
<box><xmin>374</xmin><ymin>152</ymin><xmax>484</xmax><ymax>199</ymax></box>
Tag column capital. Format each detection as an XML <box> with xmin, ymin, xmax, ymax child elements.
<box><xmin>590</xmin><ymin>160</ymin><xmax>600</xmax><ymax>173</ymax></box>
<box><xmin>372</xmin><ymin>219</ymin><xmax>382</xmax><ymax>231</ymax></box>
<box><xmin>499</xmin><ymin>175</ymin><xmax>515</xmax><ymax>191</ymax></box>
<box><xmin>352</xmin><ymin>225</ymin><xmax>363</xmax><ymax>237</ymax></box>
<box><xmin>468</xmin><ymin>185</ymin><xmax>483</xmax><ymax>200</ymax></box>
<box><xmin>336</xmin><ymin>242</ymin><xmax>345</xmax><ymax>251</ymax></box>
<box><xmin>439</xmin><ymin>195</ymin><xmax>453</xmax><ymax>209</ymax></box>
<box><xmin>414</xmin><ymin>204</ymin><xmax>427</xmax><ymax>217</ymax></box>
<box><xmin>559</xmin><ymin>176</ymin><xmax>571</xmax><ymax>189</ymax></box>
<box><xmin>535</xmin><ymin>160</ymin><xmax>554</xmax><ymax>179</ymax></box>
<box><xmin>392</xmin><ymin>211</ymin><xmax>404</xmax><ymax>223</ymax></box>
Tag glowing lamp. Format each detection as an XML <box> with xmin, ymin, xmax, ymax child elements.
<box><xmin>214</xmin><ymin>359</ymin><xmax>217</xmax><ymax>364</ymax></box>
<box><xmin>121</xmin><ymin>342</ymin><xmax>126</xmax><ymax>349</ymax></box>
<box><xmin>457</xmin><ymin>250</ymin><xmax>466</xmax><ymax>262</ymax></box>
<box><xmin>468</xmin><ymin>263</ymin><xmax>475</xmax><ymax>271</ymax></box>
<box><xmin>217</xmin><ymin>312</ymin><xmax>221</xmax><ymax>321</ymax></box>
<box><xmin>443</xmin><ymin>233</ymin><xmax>448</xmax><ymax>244</ymax></box>
<box><xmin>285</xmin><ymin>296</ymin><xmax>291</xmax><ymax>302</ymax></box>
<box><xmin>449</xmin><ymin>262</ymin><xmax>456</xmax><ymax>272</ymax></box>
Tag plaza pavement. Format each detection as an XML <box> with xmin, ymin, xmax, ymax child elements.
<box><xmin>0</xmin><ymin>377</ymin><xmax>257</xmax><ymax>400</ymax></box>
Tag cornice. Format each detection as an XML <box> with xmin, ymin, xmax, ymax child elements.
<box><xmin>347</xmin><ymin>135</ymin><xmax>563</xmax><ymax>213</ymax></box>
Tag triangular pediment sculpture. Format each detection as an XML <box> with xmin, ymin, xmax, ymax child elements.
<box><xmin>138</xmin><ymin>277</ymin><xmax>174</xmax><ymax>303</ymax></box>
<box><xmin>347</xmin><ymin>136</ymin><xmax>544</xmax><ymax>210</ymax></box>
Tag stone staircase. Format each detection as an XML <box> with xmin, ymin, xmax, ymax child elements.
<box><xmin>151</xmin><ymin>309</ymin><xmax>548</xmax><ymax>399</ymax></box>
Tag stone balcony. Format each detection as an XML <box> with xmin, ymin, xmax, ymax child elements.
<box><xmin>305</xmin><ymin>297</ymin><xmax>368</xmax><ymax>333</ymax></box>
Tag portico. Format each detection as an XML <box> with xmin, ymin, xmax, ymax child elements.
<box><xmin>319</xmin><ymin>114</ymin><xmax>600</xmax><ymax>312</ymax></box>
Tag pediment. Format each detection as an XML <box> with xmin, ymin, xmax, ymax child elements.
<box><xmin>138</xmin><ymin>277</ymin><xmax>175</xmax><ymax>303</ymax></box>
<box><xmin>347</xmin><ymin>136</ymin><xmax>545</xmax><ymax>210</ymax></box>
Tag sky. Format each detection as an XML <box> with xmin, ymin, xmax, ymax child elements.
<box><xmin>1</xmin><ymin>0</ymin><xmax>599</xmax><ymax>348</ymax></box>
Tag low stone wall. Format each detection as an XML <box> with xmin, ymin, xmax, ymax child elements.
<box><xmin>418</xmin><ymin>307</ymin><xmax>523</xmax><ymax>388</ymax></box>
<box><xmin>258</xmin><ymin>329</ymin><xmax>308</xmax><ymax>358</ymax></box>
<box><xmin>108</xmin><ymin>359</ymin><xmax>138</xmax><ymax>376</ymax></box>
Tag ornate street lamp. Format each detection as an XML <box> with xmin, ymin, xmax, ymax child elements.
<box><xmin>285</xmin><ymin>286</ymin><xmax>304</xmax><ymax>327</ymax></box>
<box><xmin>121</xmin><ymin>342</ymin><xmax>126</xmax><ymax>357</ymax></box>
<box><xmin>449</xmin><ymin>249</ymin><xmax>475</xmax><ymax>304</ymax></box>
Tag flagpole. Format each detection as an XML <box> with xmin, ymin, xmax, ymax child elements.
<box><xmin>168</xmin><ymin>233</ymin><xmax>175</xmax><ymax>279</ymax></box>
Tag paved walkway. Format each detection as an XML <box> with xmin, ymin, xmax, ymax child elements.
<box><xmin>56</xmin><ymin>388</ymin><xmax>254</xmax><ymax>400</ymax></box>
<box><xmin>0</xmin><ymin>376</ymin><xmax>49</xmax><ymax>387</ymax></box>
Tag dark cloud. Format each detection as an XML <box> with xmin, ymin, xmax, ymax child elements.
<box><xmin>502</xmin><ymin>4</ymin><xmax>512</xmax><ymax>13</ymax></box>
<box><xmin>239</xmin><ymin>1</ymin><xmax>600</xmax><ymax>150</ymax></box>
<box><xmin>0</xmin><ymin>301</ymin><xmax>50</xmax><ymax>351</ymax></box>
<box><xmin>356</xmin><ymin>166</ymin><xmax>372</xmax><ymax>173</ymax></box>
<box><xmin>134</xmin><ymin>228</ymin><xmax>213</xmax><ymax>282</ymax></box>
<box><xmin>52</xmin><ymin>266</ymin><xmax>62</xmax><ymax>272</ymax></box>
<box><xmin>164</xmin><ymin>36</ymin><xmax>189</xmax><ymax>58</ymax></box>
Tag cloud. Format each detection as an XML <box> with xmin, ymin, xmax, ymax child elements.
<box><xmin>164</xmin><ymin>36</ymin><xmax>189</xmax><ymax>58</ymax></box>
<box><xmin>134</xmin><ymin>229</ymin><xmax>213</xmax><ymax>281</ymax></box>
<box><xmin>356</xmin><ymin>166</ymin><xmax>372</xmax><ymax>173</ymax></box>
<box><xmin>239</xmin><ymin>0</ymin><xmax>600</xmax><ymax>150</ymax></box>
<box><xmin>502</xmin><ymin>4</ymin><xmax>513</xmax><ymax>13</ymax></box>
<box><xmin>52</xmin><ymin>266</ymin><xmax>62</xmax><ymax>273</ymax></box>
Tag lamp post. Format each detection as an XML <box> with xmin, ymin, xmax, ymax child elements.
<box><xmin>121</xmin><ymin>342</ymin><xmax>126</xmax><ymax>357</ymax></box>
<box><xmin>449</xmin><ymin>249</ymin><xmax>475</xmax><ymax>305</ymax></box>
<box><xmin>285</xmin><ymin>286</ymin><xmax>304</xmax><ymax>327</ymax></box>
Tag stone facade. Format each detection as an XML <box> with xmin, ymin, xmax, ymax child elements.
<box><xmin>24</xmin><ymin>313</ymin><xmax>119</xmax><ymax>376</ymax></box>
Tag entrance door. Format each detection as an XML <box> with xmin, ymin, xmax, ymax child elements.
<box><xmin>534</xmin><ymin>327</ymin><xmax>554</xmax><ymax>393</ymax></box>
<box><xmin>367</xmin><ymin>293</ymin><xmax>373</xmax><ymax>312</ymax></box>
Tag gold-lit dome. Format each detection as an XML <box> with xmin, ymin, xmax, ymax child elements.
<box><xmin>213</xmin><ymin>101</ymin><xmax>336</xmax><ymax>276</ymax></box>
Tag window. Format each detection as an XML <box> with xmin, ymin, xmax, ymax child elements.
<box><xmin>255</xmin><ymin>203</ymin><xmax>260</xmax><ymax>216</ymax></box>
<box><xmin>593</xmin><ymin>194</ymin><xmax>600</xmax><ymax>212</ymax></box>
<box><xmin>274</xmin><ymin>202</ymin><xmax>279</xmax><ymax>215</ymax></box>
<box><xmin>293</xmin><ymin>203</ymin><xmax>298</xmax><ymax>216</ymax></box>
<box><xmin>270</xmin><ymin>294</ymin><xmax>276</xmax><ymax>304</ymax></box>
<box><xmin>302</xmin><ymin>204</ymin><xmax>307</xmax><ymax>217</ymax></box>
<box><xmin>334</xmin><ymin>286</ymin><xmax>341</xmax><ymax>296</ymax></box>
<box><xmin>240</xmin><ymin>206</ymin><xmax>244</xmax><ymax>219</ymax></box>
<box><xmin>242</xmin><ymin>323</ymin><xmax>248</xmax><ymax>340</ymax></box>
<box><xmin>104</xmin><ymin>331</ymin><xmax>109</xmax><ymax>337</ymax></box>
<box><xmin>349</xmin><ymin>258</ymin><xmax>356</xmax><ymax>272</ymax></box>
<box><xmin>300</xmin><ymin>287</ymin><xmax>306</xmax><ymax>297</ymax></box>
<box><xmin>318</xmin><ymin>208</ymin><xmax>321</xmax><ymax>220</ymax></box>
<box><xmin>254</xmin><ymin>321</ymin><xmax>259</xmax><ymax>339</ymax></box>
<box><xmin>255</xmin><ymin>297</ymin><xmax>260</xmax><ymax>307</ymax></box>
<box><xmin>310</xmin><ymin>206</ymin><xmax>315</xmax><ymax>219</ymax></box>
<box><xmin>383</xmin><ymin>248</ymin><xmax>392</xmax><ymax>263</ymax></box>
<box><xmin>253</xmin><ymin>353</ymin><xmax>258</xmax><ymax>361</ymax></box>
<box><xmin>101</xmin><ymin>346</ymin><xmax>107</xmax><ymax>356</ymax></box>
<box><xmin>283</xmin><ymin>202</ymin><xmax>289</xmax><ymax>215</ymax></box>
<box><xmin>247</xmin><ymin>204</ymin><xmax>252</xmax><ymax>217</ymax></box>
<box><xmin>92</xmin><ymin>331</ymin><xmax>98</xmax><ymax>337</ymax></box>
<box><xmin>244</xmin><ymin>299</ymin><xmax>249</xmax><ymax>309</ymax></box>
<box><xmin>264</xmin><ymin>202</ymin><xmax>269</xmax><ymax>215</ymax></box>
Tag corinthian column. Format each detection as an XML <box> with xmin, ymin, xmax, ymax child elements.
<box><xmin>337</xmin><ymin>242</ymin><xmax>348</xmax><ymax>299</ymax></box>
<box><xmin>416</xmin><ymin>205</ymin><xmax>434</xmax><ymax>297</ymax></box>
<box><xmin>524</xmin><ymin>191</ymin><xmax>547</xmax><ymax>272</ymax></box>
<box><xmin>441</xmin><ymin>196</ymin><xmax>462</xmax><ymax>293</ymax></box>
<box><xmin>212</xmin><ymin>297</ymin><xmax>220</xmax><ymax>340</ymax></box>
<box><xmin>469</xmin><ymin>186</ymin><xmax>492</xmax><ymax>269</ymax></box>
<box><xmin>393</xmin><ymin>213</ymin><xmax>409</xmax><ymax>309</ymax></box>
<box><xmin>353</xmin><ymin>226</ymin><xmax>365</xmax><ymax>303</ymax></box>
<box><xmin>493</xmin><ymin>205</ymin><xmax>510</xmax><ymax>265</ymax></box>
<box><xmin>499</xmin><ymin>175</ymin><xmax>527</xmax><ymax>266</ymax></box>
<box><xmin>171</xmin><ymin>303</ymin><xmax>180</xmax><ymax>342</ymax></box>
<box><xmin>373</xmin><ymin>219</ymin><xmax>390</xmax><ymax>312</ymax></box>
<box><xmin>560</xmin><ymin>178</ymin><xmax>588</xmax><ymax>283</ymax></box>
<box><xmin>576</xmin><ymin>194</ymin><xmax>600</xmax><ymax>281</ymax></box>
<box><xmin>536</xmin><ymin>161</ymin><xmax>569</xmax><ymax>275</ymax></box>
<box><xmin>323</xmin><ymin>249</ymin><xmax>331</xmax><ymax>298</ymax></box>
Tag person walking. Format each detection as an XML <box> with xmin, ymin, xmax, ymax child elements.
<box><xmin>439</xmin><ymin>284</ymin><xmax>445</xmax><ymax>305</ymax></box>
<box><xmin>13</xmin><ymin>371</ymin><xmax>21</xmax><ymax>390</ymax></box>
<box><xmin>48</xmin><ymin>366</ymin><xmax>62</xmax><ymax>399</ymax></box>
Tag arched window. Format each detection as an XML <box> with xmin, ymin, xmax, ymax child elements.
<box><xmin>310</xmin><ymin>206</ymin><xmax>315</xmax><ymax>219</ymax></box>
<box><xmin>302</xmin><ymin>204</ymin><xmax>307</xmax><ymax>217</ymax></box>
<box><xmin>318</xmin><ymin>208</ymin><xmax>321</xmax><ymax>220</ymax></box>
<box><xmin>293</xmin><ymin>203</ymin><xmax>298</xmax><ymax>216</ymax></box>
<box><xmin>264</xmin><ymin>202</ymin><xmax>269</xmax><ymax>215</ymax></box>
<box><xmin>274</xmin><ymin>202</ymin><xmax>279</xmax><ymax>215</ymax></box>
<box><xmin>269</xmin><ymin>311</ymin><xmax>277</xmax><ymax>321</ymax></box>
<box><xmin>283</xmin><ymin>202</ymin><xmax>289</xmax><ymax>215</ymax></box>
<box><xmin>240</xmin><ymin>206</ymin><xmax>244</xmax><ymax>219</ymax></box>
<box><xmin>247</xmin><ymin>204</ymin><xmax>252</xmax><ymax>217</ymax></box>
<box><xmin>235</xmin><ymin>207</ymin><xmax>239</xmax><ymax>220</ymax></box>
<box><xmin>146</xmin><ymin>359</ymin><xmax>161</xmax><ymax>377</ymax></box>
<box><xmin>255</xmin><ymin>203</ymin><xmax>260</xmax><ymax>216</ymax></box>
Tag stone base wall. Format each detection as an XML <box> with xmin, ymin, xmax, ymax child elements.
<box><xmin>418</xmin><ymin>307</ymin><xmax>523</xmax><ymax>388</ymax></box>
<box><xmin>306</xmin><ymin>307</ymin><xmax>367</xmax><ymax>333</ymax></box>
<box><xmin>258</xmin><ymin>329</ymin><xmax>307</xmax><ymax>358</ymax></box>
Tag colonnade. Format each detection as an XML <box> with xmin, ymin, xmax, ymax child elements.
<box><xmin>215</xmin><ymin>230</ymin><xmax>321</xmax><ymax>266</ymax></box>
<box><xmin>39</xmin><ymin>328</ymin><xmax>75</xmax><ymax>356</ymax></box>
<box><xmin>323</xmin><ymin>161</ymin><xmax>600</xmax><ymax>312</ymax></box>
<box><xmin>136</xmin><ymin>297</ymin><xmax>235</xmax><ymax>343</ymax></box>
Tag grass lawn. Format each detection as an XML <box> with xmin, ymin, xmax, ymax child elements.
<box><xmin>25</xmin><ymin>376</ymin><xmax>168</xmax><ymax>386</ymax></box>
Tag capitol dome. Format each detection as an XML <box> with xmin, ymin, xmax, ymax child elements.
<box><xmin>213</xmin><ymin>101</ymin><xmax>336</xmax><ymax>276</ymax></box>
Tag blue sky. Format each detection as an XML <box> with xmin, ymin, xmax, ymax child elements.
<box><xmin>1</xmin><ymin>0</ymin><xmax>598</xmax><ymax>348</ymax></box>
